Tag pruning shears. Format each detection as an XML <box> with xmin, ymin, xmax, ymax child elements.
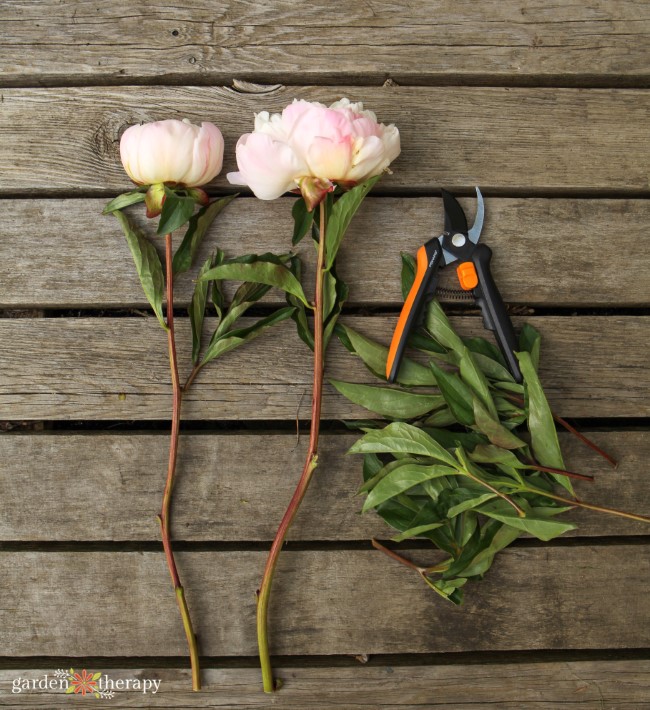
<box><xmin>386</xmin><ymin>187</ymin><xmax>523</xmax><ymax>384</ymax></box>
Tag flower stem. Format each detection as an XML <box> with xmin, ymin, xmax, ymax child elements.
<box><xmin>158</xmin><ymin>233</ymin><xmax>201</xmax><ymax>692</ymax></box>
<box><xmin>256</xmin><ymin>202</ymin><xmax>328</xmax><ymax>693</ymax></box>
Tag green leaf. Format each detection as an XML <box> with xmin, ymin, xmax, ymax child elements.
<box><xmin>292</xmin><ymin>197</ymin><xmax>315</xmax><ymax>245</ymax></box>
<box><xmin>469</xmin><ymin>444</ymin><xmax>527</xmax><ymax>468</ymax></box>
<box><xmin>113</xmin><ymin>211</ymin><xmax>167</xmax><ymax>330</ymax></box>
<box><xmin>472</xmin><ymin>398</ymin><xmax>526</xmax><ymax>449</ymax></box>
<box><xmin>102</xmin><ymin>189</ymin><xmax>146</xmax><ymax>214</ymax></box>
<box><xmin>460</xmin><ymin>521</ymin><xmax>521</xmax><ymax>578</ymax></box>
<box><xmin>325</xmin><ymin>175</ymin><xmax>381</xmax><ymax>269</ymax></box>
<box><xmin>359</xmin><ymin>456</ymin><xmax>419</xmax><ymax>494</ymax></box>
<box><xmin>349</xmin><ymin>422</ymin><xmax>459</xmax><ymax>468</ymax></box>
<box><xmin>201</xmin><ymin>259</ymin><xmax>310</xmax><ymax>307</ymax></box>
<box><xmin>429</xmin><ymin>361</ymin><xmax>474</xmax><ymax>426</ymax></box>
<box><xmin>400</xmin><ymin>251</ymin><xmax>417</xmax><ymax>300</ymax></box>
<box><xmin>338</xmin><ymin>324</ymin><xmax>436</xmax><ymax>386</ymax></box>
<box><xmin>157</xmin><ymin>186</ymin><xmax>196</xmax><ymax>235</ymax></box>
<box><xmin>286</xmin><ymin>255</ymin><xmax>314</xmax><ymax>350</ymax></box>
<box><xmin>172</xmin><ymin>194</ymin><xmax>236</xmax><ymax>274</ymax></box>
<box><xmin>363</xmin><ymin>462</ymin><xmax>459</xmax><ymax>512</ymax></box>
<box><xmin>447</xmin><ymin>491</ymin><xmax>497</xmax><ymax>518</ymax></box>
<box><xmin>459</xmin><ymin>348</ymin><xmax>498</xmax><ymax>418</ymax></box>
<box><xmin>426</xmin><ymin>300</ymin><xmax>465</xmax><ymax>354</ymax></box>
<box><xmin>201</xmin><ymin>306</ymin><xmax>294</xmax><ymax>366</ymax></box>
<box><xmin>423</xmin><ymin>407</ymin><xmax>457</xmax><ymax>427</ymax></box>
<box><xmin>519</xmin><ymin>323</ymin><xmax>541</xmax><ymax>371</ymax></box>
<box><xmin>423</xmin><ymin>427</ymin><xmax>487</xmax><ymax>451</ymax></box>
<box><xmin>517</xmin><ymin>350</ymin><xmax>571</xmax><ymax>493</ymax></box>
<box><xmin>323</xmin><ymin>266</ymin><xmax>349</xmax><ymax>349</ymax></box>
<box><xmin>478</xmin><ymin>499</ymin><xmax>576</xmax><ymax>541</ymax></box>
<box><xmin>392</xmin><ymin>522</ymin><xmax>445</xmax><ymax>542</ymax></box>
<box><xmin>210</xmin><ymin>249</ymin><xmax>227</xmax><ymax>319</ymax></box>
<box><xmin>188</xmin><ymin>255</ymin><xmax>213</xmax><ymax>364</ymax></box>
<box><xmin>330</xmin><ymin>380</ymin><xmax>445</xmax><ymax>419</ymax></box>
<box><xmin>464</xmin><ymin>336</ymin><xmax>507</xmax><ymax>369</ymax></box>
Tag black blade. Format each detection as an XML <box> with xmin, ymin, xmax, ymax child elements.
<box><xmin>441</xmin><ymin>189</ymin><xmax>468</xmax><ymax>235</ymax></box>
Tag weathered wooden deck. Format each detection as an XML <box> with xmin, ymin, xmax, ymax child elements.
<box><xmin>1</xmin><ymin>1</ymin><xmax>649</xmax><ymax>707</ymax></box>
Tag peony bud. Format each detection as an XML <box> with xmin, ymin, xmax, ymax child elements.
<box><xmin>227</xmin><ymin>98</ymin><xmax>400</xmax><ymax>208</ymax></box>
<box><xmin>120</xmin><ymin>118</ymin><xmax>224</xmax><ymax>191</ymax></box>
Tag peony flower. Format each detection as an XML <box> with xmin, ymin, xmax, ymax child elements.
<box><xmin>227</xmin><ymin>98</ymin><xmax>400</xmax><ymax>209</ymax></box>
<box><xmin>120</xmin><ymin>119</ymin><xmax>224</xmax><ymax>217</ymax></box>
<box><xmin>121</xmin><ymin>119</ymin><xmax>224</xmax><ymax>187</ymax></box>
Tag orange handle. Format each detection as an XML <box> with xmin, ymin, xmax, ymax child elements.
<box><xmin>386</xmin><ymin>240</ymin><xmax>442</xmax><ymax>383</ymax></box>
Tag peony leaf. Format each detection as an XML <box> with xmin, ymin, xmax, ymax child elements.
<box><xmin>429</xmin><ymin>361</ymin><xmax>474</xmax><ymax>426</ymax></box>
<box><xmin>337</xmin><ymin>324</ymin><xmax>436</xmax><ymax>386</ymax></box>
<box><xmin>519</xmin><ymin>323</ymin><xmax>542</xmax><ymax>371</ymax></box>
<box><xmin>459</xmin><ymin>348</ymin><xmax>498</xmax><ymax>418</ymax></box>
<box><xmin>325</xmin><ymin>175</ymin><xmax>381</xmax><ymax>269</ymax></box>
<box><xmin>188</xmin><ymin>255</ymin><xmax>213</xmax><ymax>364</ymax></box>
<box><xmin>472</xmin><ymin>398</ymin><xmax>527</xmax><ymax>449</ymax></box>
<box><xmin>112</xmin><ymin>210</ymin><xmax>167</xmax><ymax>330</ymax></box>
<box><xmin>517</xmin><ymin>350</ymin><xmax>572</xmax><ymax>493</ymax></box>
<box><xmin>392</xmin><ymin>521</ymin><xmax>445</xmax><ymax>542</ymax></box>
<box><xmin>173</xmin><ymin>194</ymin><xmax>237</xmax><ymax>274</ymax></box>
<box><xmin>200</xmin><ymin>259</ymin><xmax>310</xmax><ymax>307</ymax></box>
<box><xmin>477</xmin><ymin>499</ymin><xmax>577</xmax><ymax>541</ymax></box>
<box><xmin>201</xmin><ymin>306</ymin><xmax>294</xmax><ymax>366</ymax></box>
<box><xmin>102</xmin><ymin>189</ymin><xmax>146</xmax><ymax>214</ymax></box>
<box><xmin>323</xmin><ymin>268</ymin><xmax>349</xmax><ymax>349</ymax></box>
<box><xmin>349</xmin><ymin>422</ymin><xmax>459</xmax><ymax>468</ymax></box>
<box><xmin>292</xmin><ymin>196</ymin><xmax>315</xmax><ymax>245</ymax></box>
<box><xmin>157</xmin><ymin>187</ymin><xmax>196</xmax><ymax>235</ymax></box>
<box><xmin>426</xmin><ymin>300</ymin><xmax>465</xmax><ymax>354</ymax></box>
<box><xmin>400</xmin><ymin>251</ymin><xmax>417</xmax><ymax>299</ymax></box>
<box><xmin>330</xmin><ymin>379</ymin><xmax>445</xmax><ymax>419</ymax></box>
<box><xmin>363</xmin><ymin>462</ymin><xmax>460</xmax><ymax>511</ymax></box>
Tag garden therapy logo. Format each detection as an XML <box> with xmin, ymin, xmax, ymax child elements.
<box><xmin>11</xmin><ymin>669</ymin><xmax>161</xmax><ymax>699</ymax></box>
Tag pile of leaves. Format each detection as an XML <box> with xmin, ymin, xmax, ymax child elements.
<box><xmin>331</xmin><ymin>256</ymin><xmax>615</xmax><ymax>604</ymax></box>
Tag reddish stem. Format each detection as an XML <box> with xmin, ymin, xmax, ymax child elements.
<box><xmin>527</xmin><ymin>463</ymin><xmax>594</xmax><ymax>482</ymax></box>
<box><xmin>256</xmin><ymin>202</ymin><xmax>327</xmax><ymax>693</ymax></box>
<box><xmin>158</xmin><ymin>233</ymin><xmax>201</xmax><ymax>692</ymax></box>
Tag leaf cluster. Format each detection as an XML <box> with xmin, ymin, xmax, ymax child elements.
<box><xmin>103</xmin><ymin>189</ymin><xmax>295</xmax><ymax>371</ymax></box>
<box><xmin>334</xmin><ymin>289</ymin><xmax>585</xmax><ymax>604</ymax></box>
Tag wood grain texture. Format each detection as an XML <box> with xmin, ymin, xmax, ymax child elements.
<box><xmin>0</xmin><ymin>315</ymin><xmax>647</xmax><ymax>420</ymax></box>
<box><xmin>0</xmin><ymin>431</ymin><xmax>647</xmax><ymax>541</ymax></box>
<box><xmin>1</xmin><ymin>547</ymin><xmax>648</xmax><ymax>656</ymax></box>
<box><xmin>2</xmin><ymin>661</ymin><xmax>649</xmax><ymax>708</ymax></box>
<box><xmin>2</xmin><ymin>86</ymin><xmax>650</xmax><ymax>194</ymax></box>
<box><xmin>4</xmin><ymin>197</ymin><xmax>650</xmax><ymax>308</ymax></box>
<box><xmin>2</xmin><ymin>1</ymin><xmax>650</xmax><ymax>86</ymax></box>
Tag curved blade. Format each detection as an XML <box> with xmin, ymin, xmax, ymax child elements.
<box><xmin>467</xmin><ymin>187</ymin><xmax>484</xmax><ymax>244</ymax></box>
<box><xmin>441</xmin><ymin>189</ymin><xmax>467</xmax><ymax>235</ymax></box>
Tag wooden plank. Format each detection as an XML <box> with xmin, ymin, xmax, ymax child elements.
<box><xmin>2</xmin><ymin>661</ymin><xmax>649</xmax><ymax>708</ymax></box>
<box><xmin>0</xmin><ymin>431</ymin><xmax>647</xmax><ymax>541</ymax></box>
<box><xmin>4</xmin><ymin>197</ymin><xmax>650</xmax><ymax>308</ymax></box>
<box><xmin>1</xmin><ymin>546</ymin><xmax>648</xmax><ymax>656</ymax></box>
<box><xmin>0</xmin><ymin>315</ymin><xmax>647</xmax><ymax>420</ymax></box>
<box><xmin>2</xmin><ymin>1</ymin><xmax>650</xmax><ymax>87</ymax></box>
<box><xmin>1</xmin><ymin>86</ymin><xmax>649</xmax><ymax>195</ymax></box>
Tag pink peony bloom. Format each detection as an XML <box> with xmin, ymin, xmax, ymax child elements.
<box><xmin>227</xmin><ymin>98</ymin><xmax>400</xmax><ymax>207</ymax></box>
<box><xmin>120</xmin><ymin>119</ymin><xmax>224</xmax><ymax>188</ymax></box>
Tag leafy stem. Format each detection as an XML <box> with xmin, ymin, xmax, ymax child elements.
<box><xmin>256</xmin><ymin>201</ymin><xmax>328</xmax><ymax>693</ymax></box>
<box><xmin>157</xmin><ymin>233</ymin><xmax>201</xmax><ymax>692</ymax></box>
<box><xmin>517</xmin><ymin>483</ymin><xmax>650</xmax><ymax>524</ymax></box>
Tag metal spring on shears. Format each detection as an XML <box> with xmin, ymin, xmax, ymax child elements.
<box><xmin>436</xmin><ymin>287</ymin><xmax>473</xmax><ymax>301</ymax></box>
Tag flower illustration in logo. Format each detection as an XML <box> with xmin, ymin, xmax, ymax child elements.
<box><xmin>64</xmin><ymin>668</ymin><xmax>102</xmax><ymax>696</ymax></box>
